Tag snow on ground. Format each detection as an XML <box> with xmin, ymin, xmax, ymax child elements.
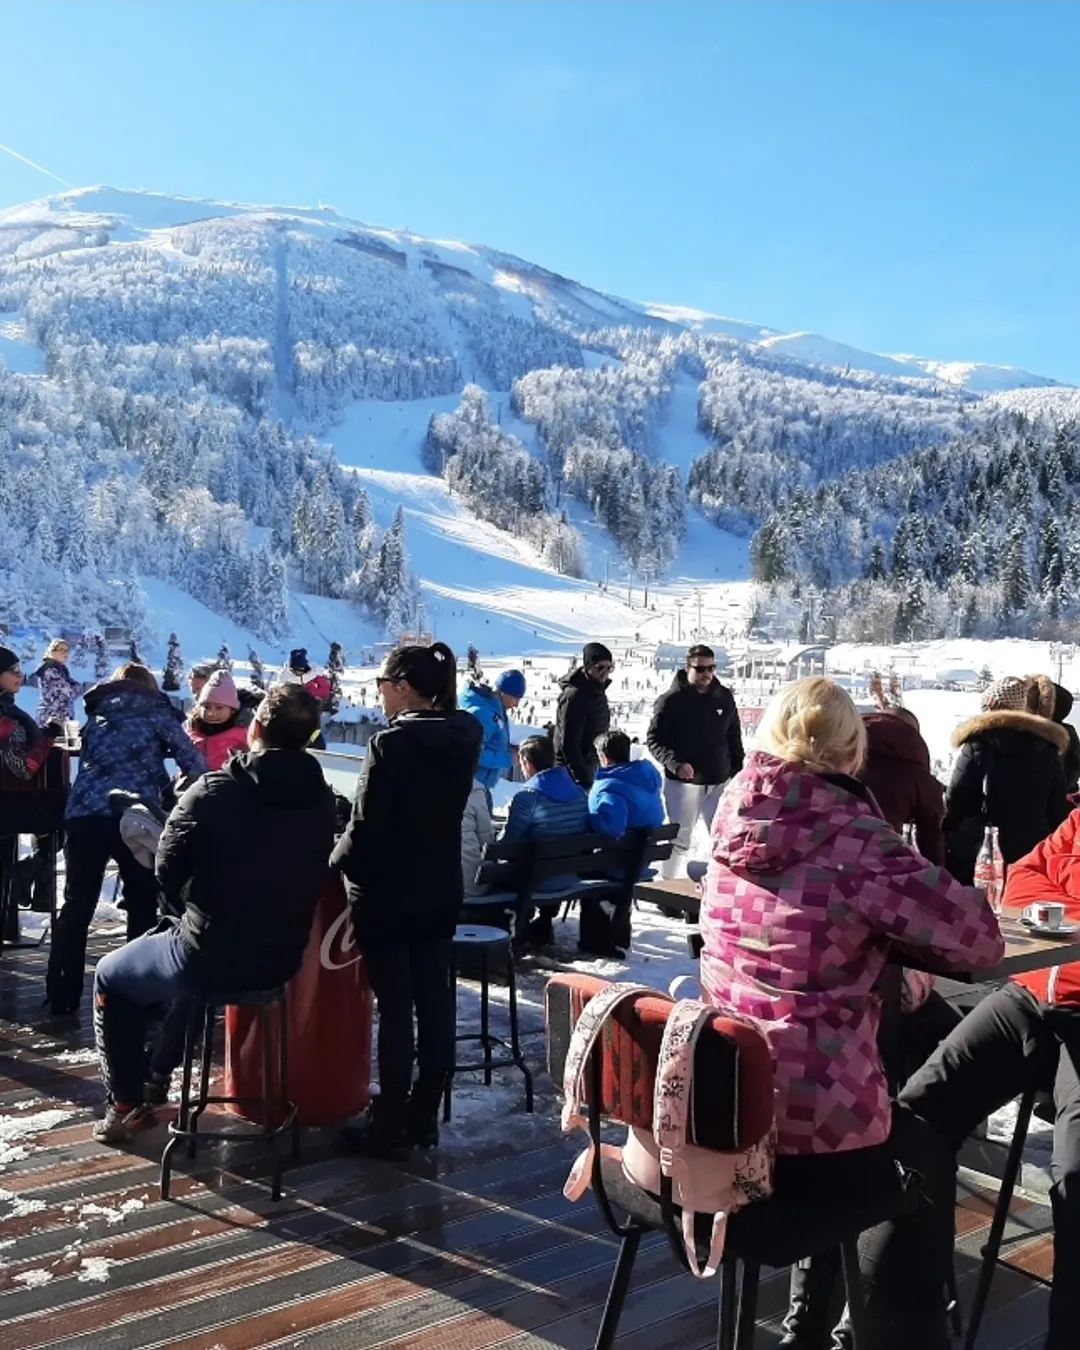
<box><xmin>324</xmin><ymin>391</ymin><xmax>751</xmax><ymax>658</ymax></box>
<box><xmin>757</xmin><ymin>333</ymin><xmax>931</xmax><ymax>382</ymax></box>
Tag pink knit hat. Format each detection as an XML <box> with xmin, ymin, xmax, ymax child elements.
<box><xmin>197</xmin><ymin>669</ymin><xmax>240</xmax><ymax>710</ymax></box>
<box><xmin>981</xmin><ymin>675</ymin><xmax>1032</xmax><ymax>713</ymax></box>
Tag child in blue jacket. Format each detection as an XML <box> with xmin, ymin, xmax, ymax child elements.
<box><xmin>588</xmin><ymin>730</ymin><xmax>664</xmax><ymax>838</ymax></box>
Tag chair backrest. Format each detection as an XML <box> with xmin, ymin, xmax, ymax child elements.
<box><xmin>545</xmin><ymin>971</ymin><xmax>774</xmax><ymax>1153</ymax></box>
<box><xmin>477</xmin><ymin>832</ymin><xmax>633</xmax><ymax>893</ymax></box>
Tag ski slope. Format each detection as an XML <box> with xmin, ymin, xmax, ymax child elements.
<box><xmin>323</xmin><ymin>387</ymin><xmax>752</xmax><ymax>657</ymax></box>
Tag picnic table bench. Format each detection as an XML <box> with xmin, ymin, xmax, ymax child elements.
<box><xmin>467</xmin><ymin>823</ymin><xmax>678</xmax><ymax>952</ymax></box>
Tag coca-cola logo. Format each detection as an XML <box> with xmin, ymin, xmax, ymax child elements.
<box><xmin>320</xmin><ymin>905</ymin><xmax>362</xmax><ymax>970</ymax></box>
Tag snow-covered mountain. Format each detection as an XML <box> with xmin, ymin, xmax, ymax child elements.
<box><xmin>0</xmin><ymin>185</ymin><xmax>1074</xmax><ymax>661</ymax></box>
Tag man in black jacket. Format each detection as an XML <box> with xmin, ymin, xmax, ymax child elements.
<box><xmin>553</xmin><ymin>642</ymin><xmax>613</xmax><ymax>789</ymax></box>
<box><xmin>646</xmin><ymin>645</ymin><xmax>744</xmax><ymax>877</ymax></box>
<box><xmin>91</xmin><ymin>685</ymin><xmax>336</xmax><ymax>1145</ymax></box>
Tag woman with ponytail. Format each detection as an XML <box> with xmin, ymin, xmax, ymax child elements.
<box><xmin>702</xmin><ymin>677</ymin><xmax>1003</xmax><ymax>1350</ymax></box>
<box><xmin>332</xmin><ymin>642</ymin><xmax>480</xmax><ymax>1159</ymax></box>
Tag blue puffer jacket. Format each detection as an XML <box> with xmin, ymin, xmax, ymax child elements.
<box><xmin>588</xmin><ymin>759</ymin><xmax>665</xmax><ymax>839</ymax></box>
<box><xmin>460</xmin><ymin>681</ymin><xmax>511</xmax><ymax>791</ymax></box>
<box><xmin>502</xmin><ymin>766</ymin><xmax>590</xmax><ymax>893</ymax></box>
<box><xmin>66</xmin><ymin>679</ymin><xmax>207</xmax><ymax>820</ymax></box>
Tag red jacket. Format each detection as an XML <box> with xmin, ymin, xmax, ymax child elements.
<box><xmin>1005</xmin><ymin>807</ymin><xmax>1080</xmax><ymax>1004</ymax></box>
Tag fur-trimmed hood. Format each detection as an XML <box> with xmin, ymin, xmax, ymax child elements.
<box><xmin>953</xmin><ymin>708</ymin><xmax>1070</xmax><ymax>753</ymax></box>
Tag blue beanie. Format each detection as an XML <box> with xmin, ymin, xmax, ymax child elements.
<box><xmin>495</xmin><ymin>669</ymin><xmax>527</xmax><ymax>699</ymax></box>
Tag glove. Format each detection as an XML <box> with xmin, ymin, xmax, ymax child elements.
<box><xmin>43</xmin><ymin>723</ymin><xmax>64</xmax><ymax>740</ymax></box>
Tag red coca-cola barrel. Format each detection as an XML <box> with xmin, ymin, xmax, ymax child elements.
<box><xmin>224</xmin><ymin>871</ymin><xmax>372</xmax><ymax>1125</ymax></box>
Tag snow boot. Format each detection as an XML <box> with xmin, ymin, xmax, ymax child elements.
<box><xmin>341</xmin><ymin>1104</ymin><xmax>411</xmax><ymax>1163</ymax></box>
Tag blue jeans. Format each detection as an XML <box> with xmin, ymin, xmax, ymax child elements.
<box><xmin>93</xmin><ymin>920</ymin><xmax>200</xmax><ymax>1107</ymax></box>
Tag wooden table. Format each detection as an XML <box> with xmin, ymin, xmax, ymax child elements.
<box><xmin>635</xmin><ymin>879</ymin><xmax>1080</xmax><ymax>985</ymax></box>
<box><xmin>634</xmin><ymin>876</ymin><xmax>700</xmax><ymax>920</ymax></box>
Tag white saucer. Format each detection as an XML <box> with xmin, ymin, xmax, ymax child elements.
<box><xmin>1020</xmin><ymin>918</ymin><xmax>1080</xmax><ymax>938</ymax></box>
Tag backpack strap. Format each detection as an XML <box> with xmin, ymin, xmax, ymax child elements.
<box><xmin>561</xmin><ymin>981</ymin><xmax>660</xmax><ymax>1202</ymax></box>
<box><xmin>655</xmin><ymin>999</ymin><xmax>729</xmax><ymax>1278</ymax></box>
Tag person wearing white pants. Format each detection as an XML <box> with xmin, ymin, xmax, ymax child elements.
<box><xmin>646</xmin><ymin>645</ymin><xmax>744</xmax><ymax>879</ymax></box>
<box><xmin>661</xmin><ymin>778</ymin><xmax>725</xmax><ymax>877</ymax></box>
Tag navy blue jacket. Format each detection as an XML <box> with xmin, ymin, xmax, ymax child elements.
<box><xmin>503</xmin><ymin>766</ymin><xmax>590</xmax><ymax>893</ymax></box>
<box><xmin>66</xmin><ymin>679</ymin><xmax>206</xmax><ymax>820</ymax></box>
<box><xmin>588</xmin><ymin>759</ymin><xmax>665</xmax><ymax>839</ymax></box>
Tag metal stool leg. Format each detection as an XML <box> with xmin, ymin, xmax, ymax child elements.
<box><xmin>594</xmin><ymin>1228</ymin><xmax>641</xmax><ymax>1350</ymax></box>
<box><xmin>718</xmin><ymin>1259</ymin><xmax>738</xmax><ymax>1350</ymax></box>
<box><xmin>443</xmin><ymin>945</ymin><xmax>458</xmax><ymax>1124</ymax></box>
<box><xmin>506</xmin><ymin>948</ymin><xmax>533</xmax><ymax>1112</ymax></box>
<box><xmin>964</xmin><ymin>1085</ymin><xmax>1036</xmax><ymax>1350</ymax></box>
<box><xmin>278</xmin><ymin>991</ymin><xmax>299</xmax><ymax>1163</ymax></box>
<box><xmin>480</xmin><ymin>946</ymin><xmax>492</xmax><ymax>1086</ymax></box>
<box><xmin>734</xmin><ymin>1261</ymin><xmax>760</xmax><ymax>1350</ymax></box>
<box><xmin>161</xmin><ymin>1004</ymin><xmax>200</xmax><ymax>1199</ymax></box>
<box><xmin>188</xmin><ymin>1000</ymin><xmax>215</xmax><ymax>1155</ymax></box>
<box><xmin>840</xmin><ymin>1239</ymin><xmax>867</xmax><ymax>1349</ymax></box>
<box><xmin>260</xmin><ymin>1003</ymin><xmax>283</xmax><ymax>1202</ymax></box>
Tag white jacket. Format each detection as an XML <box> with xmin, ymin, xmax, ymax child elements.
<box><xmin>462</xmin><ymin>779</ymin><xmax>496</xmax><ymax>896</ymax></box>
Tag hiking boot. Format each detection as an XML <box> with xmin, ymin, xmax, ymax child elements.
<box><xmin>407</xmin><ymin>1114</ymin><xmax>440</xmax><ymax>1149</ymax></box>
<box><xmin>92</xmin><ymin>1103</ymin><xmax>154</xmax><ymax>1146</ymax></box>
<box><xmin>340</xmin><ymin>1112</ymin><xmax>412</xmax><ymax>1163</ymax></box>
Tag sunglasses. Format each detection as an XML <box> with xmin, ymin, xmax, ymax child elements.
<box><xmin>689</xmin><ymin>664</ymin><xmax>715</xmax><ymax>674</ymax></box>
<box><xmin>375</xmin><ymin>675</ymin><xmax>397</xmax><ymax>687</ymax></box>
<box><xmin>590</xmin><ymin>661</ymin><xmax>614</xmax><ymax>675</ymax></box>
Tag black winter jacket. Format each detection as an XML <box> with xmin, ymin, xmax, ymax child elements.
<box><xmin>553</xmin><ymin>668</ymin><xmax>611</xmax><ymax>789</ymax></box>
<box><xmin>157</xmin><ymin>748</ymin><xmax>336</xmax><ymax>989</ymax></box>
<box><xmin>943</xmin><ymin>709</ymin><xmax>1070</xmax><ymax>883</ymax></box>
<box><xmin>646</xmin><ymin>671</ymin><xmax>745</xmax><ymax>786</ymax></box>
<box><xmin>331</xmin><ymin>709</ymin><xmax>481</xmax><ymax>943</ymax></box>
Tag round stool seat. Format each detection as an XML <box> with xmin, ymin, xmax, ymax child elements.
<box><xmin>453</xmin><ymin>924</ymin><xmax>510</xmax><ymax>947</ymax></box>
<box><xmin>211</xmin><ymin>985</ymin><xmax>285</xmax><ymax>1007</ymax></box>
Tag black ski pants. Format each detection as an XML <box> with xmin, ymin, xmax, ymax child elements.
<box><xmin>47</xmin><ymin>815</ymin><xmax>158</xmax><ymax>1007</ymax></box>
<box><xmin>363</xmin><ymin>938</ymin><xmax>455</xmax><ymax>1123</ymax></box>
<box><xmin>901</xmin><ymin>982</ymin><xmax>1080</xmax><ymax>1350</ymax></box>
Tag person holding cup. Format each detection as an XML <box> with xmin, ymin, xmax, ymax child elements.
<box><xmin>902</xmin><ymin>807</ymin><xmax>1080</xmax><ymax>1350</ymax></box>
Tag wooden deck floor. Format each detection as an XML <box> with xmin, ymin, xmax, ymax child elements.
<box><xmin>0</xmin><ymin>930</ymin><xmax>1056</xmax><ymax>1350</ymax></box>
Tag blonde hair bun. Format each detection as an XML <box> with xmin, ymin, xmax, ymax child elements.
<box><xmin>757</xmin><ymin>677</ymin><xmax>866</xmax><ymax>775</ymax></box>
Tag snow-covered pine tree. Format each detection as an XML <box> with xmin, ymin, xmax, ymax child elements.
<box><xmin>93</xmin><ymin>634</ymin><xmax>109</xmax><ymax>681</ymax></box>
<box><xmin>326</xmin><ymin>641</ymin><xmax>344</xmax><ymax>714</ymax></box>
<box><xmin>163</xmin><ymin>633</ymin><xmax>184</xmax><ymax>692</ymax></box>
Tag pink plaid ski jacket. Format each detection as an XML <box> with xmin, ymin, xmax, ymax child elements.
<box><xmin>701</xmin><ymin>751</ymin><xmax>1004</xmax><ymax>1155</ymax></box>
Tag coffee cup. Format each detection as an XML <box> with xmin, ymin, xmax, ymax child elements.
<box><xmin>1024</xmin><ymin>902</ymin><xmax>1066</xmax><ymax>930</ymax></box>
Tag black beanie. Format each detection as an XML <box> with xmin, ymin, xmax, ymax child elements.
<box><xmin>289</xmin><ymin>648</ymin><xmax>310</xmax><ymax>673</ymax></box>
<box><xmin>583</xmin><ymin>642</ymin><xmax>613</xmax><ymax>667</ymax></box>
<box><xmin>0</xmin><ymin>646</ymin><xmax>18</xmax><ymax>675</ymax></box>
<box><xmin>1054</xmin><ymin>683</ymin><xmax>1075</xmax><ymax>723</ymax></box>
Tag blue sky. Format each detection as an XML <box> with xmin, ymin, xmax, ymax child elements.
<box><xmin>2</xmin><ymin>1</ymin><xmax>1077</xmax><ymax>379</ymax></box>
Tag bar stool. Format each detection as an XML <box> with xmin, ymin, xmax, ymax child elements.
<box><xmin>160</xmin><ymin>985</ymin><xmax>298</xmax><ymax>1202</ymax></box>
<box><xmin>443</xmin><ymin>924</ymin><xmax>534</xmax><ymax>1123</ymax></box>
<box><xmin>964</xmin><ymin>1084</ymin><xmax>1054</xmax><ymax>1349</ymax></box>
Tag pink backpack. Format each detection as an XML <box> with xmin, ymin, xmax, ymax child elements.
<box><xmin>560</xmin><ymin>981</ymin><xmax>775</xmax><ymax>1278</ymax></box>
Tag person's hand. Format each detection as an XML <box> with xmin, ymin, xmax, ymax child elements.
<box><xmin>43</xmin><ymin>723</ymin><xmax>64</xmax><ymax>740</ymax></box>
<box><xmin>677</xmin><ymin>762</ymin><xmax>695</xmax><ymax>781</ymax></box>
